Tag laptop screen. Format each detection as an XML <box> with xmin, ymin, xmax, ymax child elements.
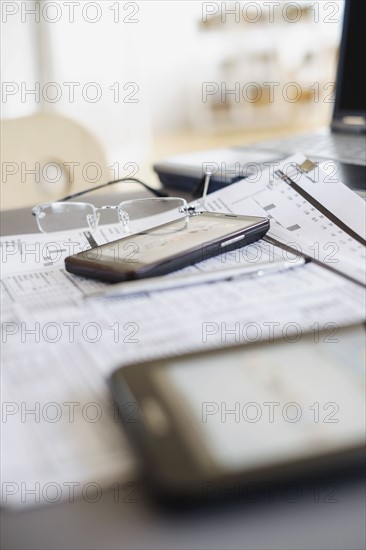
<box><xmin>333</xmin><ymin>1</ymin><xmax>366</xmax><ymax>129</ymax></box>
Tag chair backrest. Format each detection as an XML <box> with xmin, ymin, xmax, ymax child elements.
<box><xmin>1</xmin><ymin>112</ymin><xmax>111</xmax><ymax>210</ymax></box>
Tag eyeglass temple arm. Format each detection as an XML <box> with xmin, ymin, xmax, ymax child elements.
<box><xmin>192</xmin><ymin>171</ymin><xmax>213</xmax><ymax>202</ymax></box>
<box><xmin>201</xmin><ymin>171</ymin><xmax>212</xmax><ymax>204</ymax></box>
<box><xmin>56</xmin><ymin>177</ymin><xmax>169</xmax><ymax>202</ymax></box>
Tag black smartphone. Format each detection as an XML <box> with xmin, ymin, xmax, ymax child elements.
<box><xmin>65</xmin><ymin>211</ymin><xmax>269</xmax><ymax>282</ymax></box>
<box><xmin>110</xmin><ymin>324</ymin><xmax>365</xmax><ymax>503</ymax></box>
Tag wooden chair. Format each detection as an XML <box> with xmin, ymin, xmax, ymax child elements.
<box><xmin>1</xmin><ymin>112</ymin><xmax>111</xmax><ymax>210</ymax></box>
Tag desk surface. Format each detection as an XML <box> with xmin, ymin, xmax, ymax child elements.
<box><xmin>1</xmin><ymin>202</ymin><xmax>365</xmax><ymax>550</ymax></box>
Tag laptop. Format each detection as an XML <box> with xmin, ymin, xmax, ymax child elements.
<box><xmin>154</xmin><ymin>0</ymin><xmax>366</xmax><ymax>195</ymax></box>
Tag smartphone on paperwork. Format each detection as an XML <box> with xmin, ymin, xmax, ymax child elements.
<box><xmin>110</xmin><ymin>324</ymin><xmax>365</xmax><ymax>503</ymax></box>
<box><xmin>65</xmin><ymin>211</ymin><xmax>270</xmax><ymax>282</ymax></box>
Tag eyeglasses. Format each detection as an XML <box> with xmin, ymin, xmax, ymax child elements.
<box><xmin>32</xmin><ymin>174</ymin><xmax>212</xmax><ymax>234</ymax></box>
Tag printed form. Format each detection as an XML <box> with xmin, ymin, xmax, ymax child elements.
<box><xmin>1</xmin><ymin>154</ymin><xmax>365</xmax><ymax>508</ymax></box>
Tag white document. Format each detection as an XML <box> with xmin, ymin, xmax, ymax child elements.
<box><xmin>203</xmin><ymin>152</ymin><xmax>366</xmax><ymax>285</ymax></box>
<box><xmin>0</xmin><ymin>222</ymin><xmax>130</xmax><ymax>277</ymax></box>
<box><xmin>1</xmin><ymin>154</ymin><xmax>365</xmax><ymax>509</ymax></box>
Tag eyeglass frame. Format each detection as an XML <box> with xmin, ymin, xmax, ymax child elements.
<box><xmin>31</xmin><ymin>174</ymin><xmax>212</xmax><ymax>233</ymax></box>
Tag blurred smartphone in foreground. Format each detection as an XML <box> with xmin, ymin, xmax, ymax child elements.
<box><xmin>110</xmin><ymin>324</ymin><xmax>365</xmax><ymax>503</ymax></box>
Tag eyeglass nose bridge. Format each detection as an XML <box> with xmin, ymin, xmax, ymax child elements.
<box><xmin>86</xmin><ymin>210</ymin><xmax>100</xmax><ymax>231</ymax></box>
<box><xmin>91</xmin><ymin>205</ymin><xmax>121</xmax><ymax>230</ymax></box>
<box><xmin>97</xmin><ymin>205</ymin><xmax>119</xmax><ymax>211</ymax></box>
<box><xmin>116</xmin><ymin>207</ymin><xmax>130</xmax><ymax>231</ymax></box>
<box><xmin>92</xmin><ymin>205</ymin><xmax>131</xmax><ymax>232</ymax></box>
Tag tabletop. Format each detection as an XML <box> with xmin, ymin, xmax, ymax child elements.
<box><xmin>1</xmin><ymin>197</ymin><xmax>365</xmax><ymax>550</ymax></box>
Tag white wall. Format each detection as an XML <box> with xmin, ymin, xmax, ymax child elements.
<box><xmin>1</xmin><ymin>1</ymin><xmax>344</xmax><ymax>169</ymax></box>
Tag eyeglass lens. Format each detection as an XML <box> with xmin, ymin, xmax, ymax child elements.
<box><xmin>118</xmin><ymin>198</ymin><xmax>188</xmax><ymax>234</ymax></box>
<box><xmin>35</xmin><ymin>203</ymin><xmax>97</xmax><ymax>233</ymax></box>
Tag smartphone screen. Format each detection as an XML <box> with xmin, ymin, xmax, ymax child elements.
<box><xmin>82</xmin><ymin>214</ymin><xmax>265</xmax><ymax>266</ymax></box>
<box><xmin>149</xmin><ymin>325</ymin><xmax>365</xmax><ymax>473</ymax></box>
